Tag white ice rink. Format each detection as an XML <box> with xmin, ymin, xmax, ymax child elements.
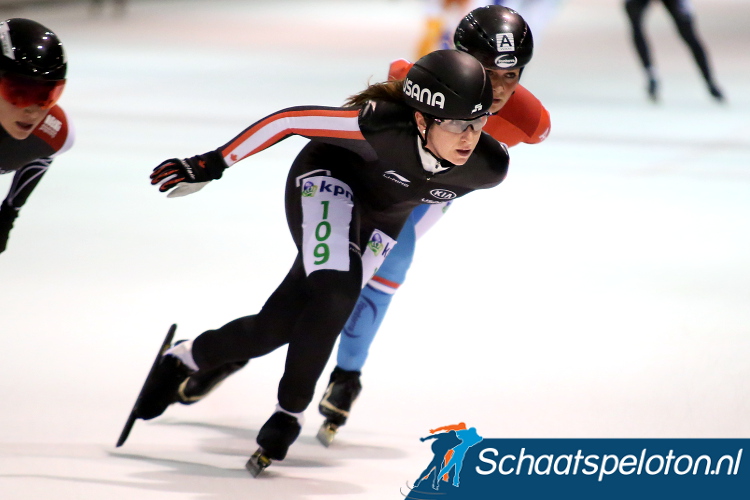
<box><xmin>0</xmin><ymin>0</ymin><xmax>749</xmax><ymax>498</ymax></box>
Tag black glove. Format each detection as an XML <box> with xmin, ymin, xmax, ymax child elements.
<box><xmin>0</xmin><ymin>202</ymin><xmax>18</xmax><ymax>254</ymax></box>
<box><xmin>150</xmin><ymin>150</ymin><xmax>227</xmax><ymax>197</ymax></box>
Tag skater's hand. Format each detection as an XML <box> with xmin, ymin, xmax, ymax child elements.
<box><xmin>150</xmin><ymin>151</ymin><xmax>227</xmax><ymax>198</ymax></box>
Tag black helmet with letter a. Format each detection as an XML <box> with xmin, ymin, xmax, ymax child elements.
<box><xmin>454</xmin><ymin>5</ymin><xmax>534</xmax><ymax>70</ymax></box>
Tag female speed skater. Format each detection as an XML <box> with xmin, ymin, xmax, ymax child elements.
<box><xmin>124</xmin><ymin>49</ymin><xmax>511</xmax><ymax>473</ymax></box>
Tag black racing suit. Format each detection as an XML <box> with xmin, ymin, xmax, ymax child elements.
<box><xmin>189</xmin><ymin>99</ymin><xmax>509</xmax><ymax>413</ymax></box>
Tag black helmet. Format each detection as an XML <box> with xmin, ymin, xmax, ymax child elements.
<box><xmin>403</xmin><ymin>49</ymin><xmax>492</xmax><ymax>120</ymax></box>
<box><xmin>454</xmin><ymin>5</ymin><xmax>533</xmax><ymax>70</ymax></box>
<box><xmin>0</xmin><ymin>18</ymin><xmax>66</xmax><ymax>80</ymax></box>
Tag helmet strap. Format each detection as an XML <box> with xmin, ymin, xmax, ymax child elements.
<box><xmin>416</xmin><ymin>113</ymin><xmax>440</xmax><ymax>159</ymax></box>
<box><xmin>415</xmin><ymin>115</ymin><xmax>457</xmax><ymax>172</ymax></box>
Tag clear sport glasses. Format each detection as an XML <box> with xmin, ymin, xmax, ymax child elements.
<box><xmin>433</xmin><ymin>114</ymin><xmax>489</xmax><ymax>133</ymax></box>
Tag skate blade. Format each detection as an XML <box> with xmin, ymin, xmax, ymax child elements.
<box><xmin>316</xmin><ymin>421</ymin><xmax>339</xmax><ymax>448</ymax></box>
<box><xmin>245</xmin><ymin>449</ymin><xmax>272</xmax><ymax>477</ymax></box>
<box><xmin>116</xmin><ymin>324</ymin><xmax>177</xmax><ymax>447</ymax></box>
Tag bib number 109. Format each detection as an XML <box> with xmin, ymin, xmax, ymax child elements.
<box><xmin>314</xmin><ymin>201</ymin><xmax>331</xmax><ymax>264</ymax></box>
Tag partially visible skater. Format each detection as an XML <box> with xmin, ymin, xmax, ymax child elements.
<box><xmin>624</xmin><ymin>0</ymin><xmax>724</xmax><ymax>102</ymax></box>
<box><xmin>0</xmin><ymin>18</ymin><xmax>73</xmax><ymax>254</ymax></box>
<box><xmin>316</xmin><ymin>5</ymin><xmax>550</xmax><ymax>443</ymax></box>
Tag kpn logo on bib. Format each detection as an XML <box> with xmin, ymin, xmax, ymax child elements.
<box><xmin>301</xmin><ymin>178</ymin><xmax>352</xmax><ymax>199</ymax></box>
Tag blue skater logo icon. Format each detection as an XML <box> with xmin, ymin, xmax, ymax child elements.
<box><xmin>405</xmin><ymin>422</ymin><xmax>484</xmax><ymax>498</ymax></box>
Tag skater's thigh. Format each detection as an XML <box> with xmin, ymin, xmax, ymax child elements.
<box><xmin>625</xmin><ymin>0</ymin><xmax>649</xmax><ymax>20</ymax></box>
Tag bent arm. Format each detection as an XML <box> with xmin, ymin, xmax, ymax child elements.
<box><xmin>3</xmin><ymin>158</ymin><xmax>52</xmax><ymax>210</ymax></box>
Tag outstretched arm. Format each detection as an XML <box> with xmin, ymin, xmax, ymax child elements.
<box><xmin>219</xmin><ymin>106</ymin><xmax>366</xmax><ymax>166</ymax></box>
<box><xmin>150</xmin><ymin>105</ymin><xmax>375</xmax><ymax>197</ymax></box>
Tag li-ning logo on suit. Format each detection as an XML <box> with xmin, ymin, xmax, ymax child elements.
<box><xmin>383</xmin><ymin>170</ymin><xmax>411</xmax><ymax>187</ymax></box>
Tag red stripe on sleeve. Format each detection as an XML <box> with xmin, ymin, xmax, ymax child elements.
<box><xmin>223</xmin><ymin>108</ymin><xmax>362</xmax><ymax>154</ymax></box>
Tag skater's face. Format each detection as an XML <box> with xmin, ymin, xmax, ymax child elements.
<box><xmin>485</xmin><ymin>68</ymin><xmax>521</xmax><ymax>113</ymax></box>
<box><xmin>0</xmin><ymin>96</ymin><xmax>47</xmax><ymax>140</ymax></box>
<box><xmin>415</xmin><ymin>112</ymin><xmax>485</xmax><ymax>166</ymax></box>
<box><xmin>0</xmin><ymin>74</ymin><xmax>64</xmax><ymax>140</ymax></box>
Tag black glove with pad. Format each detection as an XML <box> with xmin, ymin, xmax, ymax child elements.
<box><xmin>150</xmin><ymin>150</ymin><xmax>227</xmax><ymax>197</ymax></box>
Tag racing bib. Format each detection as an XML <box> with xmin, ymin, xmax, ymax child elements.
<box><xmin>300</xmin><ymin>176</ymin><xmax>354</xmax><ymax>275</ymax></box>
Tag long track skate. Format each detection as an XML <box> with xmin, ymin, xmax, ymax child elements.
<box><xmin>116</xmin><ymin>324</ymin><xmax>177</xmax><ymax>447</ymax></box>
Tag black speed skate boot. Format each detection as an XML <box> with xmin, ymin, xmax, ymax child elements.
<box><xmin>117</xmin><ymin>325</ymin><xmax>191</xmax><ymax>447</ymax></box>
<box><xmin>316</xmin><ymin>367</ymin><xmax>362</xmax><ymax>446</ymax></box>
<box><xmin>134</xmin><ymin>346</ymin><xmax>195</xmax><ymax>420</ymax></box>
<box><xmin>177</xmin><ymin>360</ymin><xmax>248</xmax><ymax>405</ymax></box>
<box><xmin>246</xmin><ymin>411</ymin><xmax>302</xmax><ymax>477</ymax></box>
